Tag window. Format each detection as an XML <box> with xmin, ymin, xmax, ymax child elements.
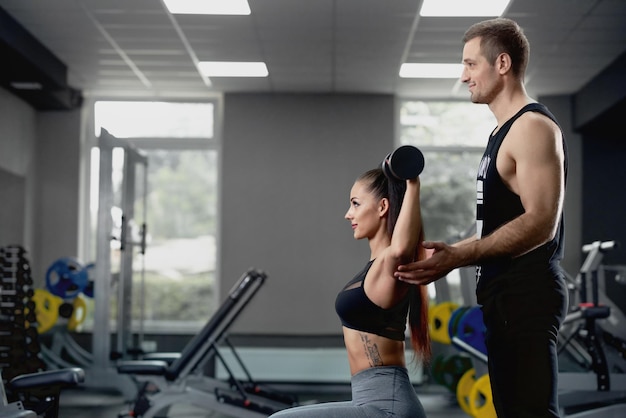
<box><xmin>399</xmin><ymin>100</ymin><xmax>495</xmax><ymax>304</ymax></box>
<box><xmin>399</xmin><ymin>100</ymin><xmax>495</xmax><ymax>241</ymax></box>
<box><xmin>85</xmin><ymin>100</ymin><xmax>219</xmax><ymax>334</ymax></box>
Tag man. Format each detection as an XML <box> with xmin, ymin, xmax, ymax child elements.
<box><xmin>394</xmin><ymin>18</ymin><xmax>568</xmax><ymax>418</ymax></box>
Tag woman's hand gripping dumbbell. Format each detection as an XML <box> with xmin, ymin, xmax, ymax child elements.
<box><xmin>381</xmin><ymin>145</ymin><xmax>425</xmax><ymax>180</ymax></box>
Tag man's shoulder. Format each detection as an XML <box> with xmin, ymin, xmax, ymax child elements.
<box><xmin>511</xmin><ymin>107</ymin><xmax>560</xmax><ymax>137</ymax></box>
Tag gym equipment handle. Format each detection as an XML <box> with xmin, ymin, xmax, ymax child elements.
<box><xmin>582</xmin><ymin>240</ymin><xmax>619</xmax><ymax>253</ymax></box>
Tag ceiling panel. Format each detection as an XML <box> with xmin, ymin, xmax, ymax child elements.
<box><xmin>0</xmin><ymin>0</ymin><xmax>625</xmax><ymax>105</ymax></box>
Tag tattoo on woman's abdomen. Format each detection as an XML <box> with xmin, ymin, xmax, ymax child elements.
<box><xmin>360</xmin><ymin>333</ymin><xmax>383</xmax><ymax>367</ymax></box>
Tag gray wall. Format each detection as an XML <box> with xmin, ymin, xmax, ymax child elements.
<box><xmin>540</xmin><ymin>95</ymin><xmax>583</xmax><ymax>276</ymax></box>
<box><xmin>581</xmin><ymin>102</ymin><xmax>626</xmax><ymax>265</ymax></box>
<box><xmin>219</xmin><ymin>93</ymin><xmax>586</xmax><ymax>335</ymax></box>
<box><xmin>0</xmin><ymin>86</ymin><xmax>82</xmax><ymax>283</ymax></box>
<box><xmin>0</xmin><ymin>168</ymin><xmax>26</xmax><ymax>245</ymax></box>
<box><xmin>0</xmin><ymin>82</ymin><xmax>618</xmax><ymax>339</ymax></box>
<box><xmin>32</xmin><ymin>110</ymin><xmax>82</xmax><ymax>280</ymax></box>
<box><xmin>220</xmin><ymin>93</ymin><xmax>395</xmax><ymax>335</ymax></box>
<box><xmin>0</xmin><ymin>88</ymin><xmax>37</xmax><ymax>256</ymax></box>
<box><xmin>575</xmin><ymin>51</ymin><xmax>626</xmax><ymax>267</ymax></box>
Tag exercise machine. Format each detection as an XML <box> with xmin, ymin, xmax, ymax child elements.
<box><xmin>0</xmin><ymin>245</ymin><xmax>85</xmax><ymax>418</ymax></box>
<box><xmin>558</xmin><ymin>240</ymin><xmax>626</xmax><ymax>416</ymax></box>
<box><xmin>5</xmin><ymin>368</ymin><xmax>84</xmax><ymax>418</ymax></box>
<box><xmin>117</xmin><ymin>269</ymin><xmax>295</xmax><ymax>418</ymax></box>
<box><xmin>78</xmin><ymin>129</ymin><xmax>149</xmax><ymax>400</ymax></box>
<box><xmin>1</xmin><ymin>370</ymin><xmax>38</xmax><ymax>418</ymax></box>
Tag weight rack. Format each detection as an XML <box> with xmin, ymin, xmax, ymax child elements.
<box><xmin>0</xmin><ymin>245</ymin><xmax>47</xmax><ymax>384</ymax></box>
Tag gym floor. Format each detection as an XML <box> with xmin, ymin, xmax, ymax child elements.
<box><xmin>57</xmin><ymin>384</ymin><xmax>468</xmax><ymax>418</ymax></box>
<box><xmin>56</xmin><ymin>383</ymin><xmax>626</xmax><ymax>418</ymax></box>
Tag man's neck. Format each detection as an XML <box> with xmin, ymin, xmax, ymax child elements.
<box><xmin>489</xmin><ymin>85</ymin><xmax>533</xmax><ymax>128</ymax></box>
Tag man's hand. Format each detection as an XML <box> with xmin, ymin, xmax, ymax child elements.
<box><xmin>394</xmin><ymin>241</ymin><xmax>460</xmax><ymax>285</ymax></box>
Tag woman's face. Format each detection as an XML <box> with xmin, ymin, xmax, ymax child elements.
<box><xmin>344</xmin><ymin>180</ymin><xmax>385</xmax><ymax>240</ymax></box>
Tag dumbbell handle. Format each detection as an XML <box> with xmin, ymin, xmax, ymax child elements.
<box><xmin>382</xmin><ymin>145</ymin><xmax>424</xmax><ymax>180</ymax></box>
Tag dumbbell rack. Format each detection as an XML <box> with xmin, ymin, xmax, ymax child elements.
<box><xmin>0</xmin><ymin>245</ymin><xmax>63</xmax><ymax>417</ymax></box>
<box><xmin>0</xmin><ymin>245</ymin><xmax>47</xmax><ymax>386</ymax></box>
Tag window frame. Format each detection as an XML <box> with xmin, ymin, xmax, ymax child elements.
<box><xmin>78</xmin><ymin>96</ymin><xmax>223</xmax><ymax>334</ymax></box>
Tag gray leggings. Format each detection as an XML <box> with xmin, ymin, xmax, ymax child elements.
<box><xmin>268</xmin><ymin>366</ymin><xmax>426</xmax><ymax>418</ymax></box>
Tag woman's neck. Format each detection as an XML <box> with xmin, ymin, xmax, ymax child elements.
<box><xmin>369</xmin><ymin>233</ymin><xmax>391</xmax><ymax>260</ymax></box>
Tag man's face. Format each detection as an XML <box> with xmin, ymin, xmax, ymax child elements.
<box><xmin>461</xmin><ymin>37</ymin><xmax>502</xmax><ymax>104</ymax></box>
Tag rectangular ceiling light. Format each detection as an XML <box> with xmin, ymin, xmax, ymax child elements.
<box><xmin>420</xmin><ymin>0</ymin><xmax>510</xmax><ymax>17</ymax></box>
<box><xmin>198</xmin><ymin>61</ymin><xmax>268</xmax><ymax>77</ymax></box>
<box><xmin>164</xmin><ymin>0</ymin><xmax>251</xmax><ymax>15</ymax></box>
<box><xmin>399</xmin><ymin>63</ymin><xmax>463</xmax><ymax>79</ymax></box>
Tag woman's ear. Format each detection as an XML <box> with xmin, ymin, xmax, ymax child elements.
<box><xmin>379</xmin><ymin>198</ymin><xmax>390</xmax><ymax>218</ymax></box>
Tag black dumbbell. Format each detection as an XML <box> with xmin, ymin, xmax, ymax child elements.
<box><xmin>381</xmin><ymin>145</ymin><xmax>424</xmax><ymax>180</ymax></box>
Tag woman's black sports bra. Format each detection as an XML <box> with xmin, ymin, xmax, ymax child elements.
<box><xmin>335</xmin><ymin>260</ymin><xmax>409</xmax><ymax>341</ymax></box>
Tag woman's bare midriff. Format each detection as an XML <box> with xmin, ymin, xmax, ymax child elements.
<box><xmin>343</xmin><ymin>327</ymin><xmax>406</xmax><ymax>375</ymax></box>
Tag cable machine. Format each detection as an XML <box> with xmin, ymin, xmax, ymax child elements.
<box><xmin>90</xmin><ymin>128</ymin><xmax>148</xmax><ymax>399</ymax></box>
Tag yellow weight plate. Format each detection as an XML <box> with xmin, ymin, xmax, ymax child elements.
<box><xmin>32</xmin><ymin>288</ymin><xmax>62</xmax><ymax>334</ymax></box>
<box><xmin>428</xmin><ymin>301</ymin><xmax>459</xmax><ymax>344</ymax></box>
<box><xmin>468</xmin><ymin>374</ymin><xmax>497</xmax><ymax>418</ymax></box>
<box><xmin>67</xmin><ymin>294</ymin><xmax>88</xmax><ymax>331</ymax></box>
<box><xmin>456</xmin><ymin>368</ymin><xmax>476</xmax><ymax>416</ymax></box>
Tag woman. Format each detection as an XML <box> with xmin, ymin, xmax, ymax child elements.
<box><xmin>270</xmin><ymin>162</ymin><xmax>431</xmax><ymax>417</ymax></box>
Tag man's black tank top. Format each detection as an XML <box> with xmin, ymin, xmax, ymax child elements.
<box><xmin>475</xmin><ymin>103</ymin><xmax>568</xmax><ymax>298</ymax></box>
